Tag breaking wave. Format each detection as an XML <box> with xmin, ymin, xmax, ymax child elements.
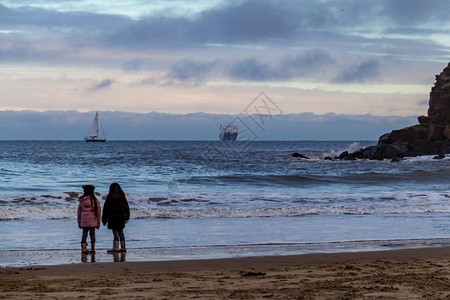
<box><xmin>2</xmin><ymin>203</ymin><xmax>450</xmax><ymax>221</ymax></box>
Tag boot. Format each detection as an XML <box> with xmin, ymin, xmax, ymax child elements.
<box><xmin>120</xmin><ymin>241</ymin><xmax>126</xmax><ymax>253</ymax></box>
<box><xmin>90</xmin><ymin>242</ymin><xmax>96</xmax><ymax>254</ymax></box>
<box><xmin>107</xmin><ymin>241</ymin><xmax>119</xmax><ymax>253</ymax></box>
<box><xmin>81</xmin><ymin>242</ymin><xmax>89</xmax><ymax>254</ymax></box>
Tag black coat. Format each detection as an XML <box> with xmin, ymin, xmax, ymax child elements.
<box><xmin>102</xmin><ymin>195</ymin><xmax>130</xmax><ymax>230</ymax></box>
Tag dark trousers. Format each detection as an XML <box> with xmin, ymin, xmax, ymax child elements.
<box><xmin>81</xmin><ymin>227</ymin><xmax>96</xmax><ymax>243</ymax></box>
<box><xmin>113</xmin><ymin>229</ymin><xmax>125</xmax><ymax>242</ymax></box>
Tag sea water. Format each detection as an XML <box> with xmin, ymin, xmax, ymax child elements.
<box><xmin>1</xmin><ymin>141</ymin><xmax>449</xmax><ymax>267</ymax></box>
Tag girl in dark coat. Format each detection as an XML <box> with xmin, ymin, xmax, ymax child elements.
<box><xmin>102</xmin><ymin>183</ymin><xmax>130</xmax><ymax>252</ymax></box>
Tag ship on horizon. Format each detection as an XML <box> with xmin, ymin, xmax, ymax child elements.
<box><xmin>219</xmin><ymin>124</ymin><xmax>238</xmax><ymax>142</ymax></box>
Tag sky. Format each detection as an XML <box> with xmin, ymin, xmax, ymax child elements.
<box><xmin>0</xmin><ymin>0</ymin><xmax>450</xmax><ymax>139</ymax></box>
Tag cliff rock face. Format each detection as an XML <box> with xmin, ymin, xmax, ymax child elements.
<box><xmin>427</xmin><ymin>63</ymin><xmax>450</xmax><ymax>125</ymax></box>
<box><xmin>343</xmin><ymin>62</ymin><xmax>450</xmax><ymax>160</ymax></box>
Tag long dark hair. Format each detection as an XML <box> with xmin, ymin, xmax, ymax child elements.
<box><xmin>81</xmin><ymin>185</ymin><xmax>98</xmax><ymax>216</ymax></box>
<box><xmin>106</xmin><ymin>182</ymin><xmax>129</xmax><ymax>218</ymax></box>
<box><xmin>107</xmin><ymin>182</ymin><xmax>126</xmax><ymax>200</ymax></box>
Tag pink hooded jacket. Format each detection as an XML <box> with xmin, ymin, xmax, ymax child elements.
<box><xmin>77</xmin><ymin>196</ymin><xmax>101</xmax><ymax>228</ymax></box>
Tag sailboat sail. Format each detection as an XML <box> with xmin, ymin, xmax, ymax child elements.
<box><xmin>89</xmin><ymin>112</ymin><xmax>99</xmax><ymax>138</ymax></box>
<box><xmin>85</xmin><ymin>111</ymin><xmax>106</xmax><ymax>142</ymax></box>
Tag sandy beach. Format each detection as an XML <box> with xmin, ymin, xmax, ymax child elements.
<box><xmin>2</xmin><ymin>247</ymin><xmax>450</xmax><ymax>299</ymax></box>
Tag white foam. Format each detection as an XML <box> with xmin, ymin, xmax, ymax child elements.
<box><xmin>1</xmin><ymin>190</ymin><xmax>449</xmax><ymax>220</ymax></box>
<box><xmin>404</xmin><ymin>155</ymin><xmax>450</xmax><ymax>162</ymax></box>
<box><xmin>323</xmin><ymin>142</ymin><xmax>362</xmax><ymax>159</ymax></box>
<box><xmin>322</xmin><ymin>143</ymin><xmax>450</xmax><ymax>161</ymax></box>
<box><xmin>347</xmin><ymin>142</ymin><xmax>363</xmax><ymax>153</ymax></box>
<box><xmin>131</xmin><ymin>203</ymin><xmax>450</xmax><ymax>219</ymax></box>
<box><xmin>0</xmin><ymin>206</ymin><xmax>77</xmax><ymax>221</ymax></box>
<box><xmin>3</xmin><ymin>202</ymin><xmax>450</xmax><ymax>221</ymax></box>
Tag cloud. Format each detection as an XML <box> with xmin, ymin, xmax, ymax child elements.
<box><xmin>1</xmin><ymin>0</ymin><xmax>449</xmax><ymax>93</ymax></box>
<box><xmin>279</xmin><ymin>51</ymin><xmax>335</xmax><ymax>78</ymax></box>
<box><xmin>0</xmin><ymin>4</ymin><xmax>129</xmax><ymax>62</ymax></box>
<box><xmin>334</xmin><ymin>60</ymin><xmax>381</xmax><ymax>83</ymax></box>
<box><xmin>166</xmin><ymin>59</ymin><xmax>220</xmax><ymax>82</ymax></box>
<box><xmin>102</xmin><ymin>0</ymin><xmax>298</xmax><ymax>48</ymax></box>
<box><xmin>380</xmin><ymin>0</ymin><xmax>450</xmax><ymax>25</ymax></box>
<box><xmin>142</xmin><ymin>52</ymin><xmax>334</xmax><ymax>84</ymax></box>
<box><xmin>87</xmin><ymin>79</ymin><xmax>115</xmax><ymax>92</ymax></box>
<box><xmin>1</xmin><ymin>0</ymin><xmax>449</xmax><ymax>66</ymax></box>
<box><xmin>194</xmin><ymin>0</ymin><xmax>296</xmax><ymax>43</ymax></box>
<box><xmin>228</xmin><ymin>58</ymin><xmax>278</xmax><ymax>81</ymax></box>
<box><xmin>137</xmin><ymin>50</ymin><xmax>335</xmax><ymax>84</ymax></box>
<box><xmin>123</xmin><ymin>59</ymin><xmax>149</xmax><ymax>72</ymax></box>
<box><xmin>95</xmin><ymin>0</ymin><xmax>450</xmax><ymax>50</ymax></box>
<box><xmin>226</xmin><ymin>50</ymin><xmax>335</xmax><ymax>81</ymax></box>
<box><xmin>2</xmin><ymin>1</ymin><xmax>450</xmax><ymax>52</ymax></box>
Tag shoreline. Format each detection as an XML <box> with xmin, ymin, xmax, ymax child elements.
<box><xmin>3</xmin><ymin>237</ymin><xmax>450</xmax><ymax>269</ymax></box>
<box><xmin>2</xmin><ymin>247</ymin><xmax>450</xmax><ymax>298</ymax></box>
<box><xmin>3</xmin><ymin>246</ymin><xmax>450</xmax><ymax>276</ymax></box>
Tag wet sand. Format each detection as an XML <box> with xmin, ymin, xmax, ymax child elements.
<box><xmin>2</xmin><ymin>247</ymin><xmax>450</xmax><ymax>299</ymax></box>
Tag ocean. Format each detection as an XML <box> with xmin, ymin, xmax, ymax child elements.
<box><xmin>1</xmin><ymin>140</ymin><xmax>449</xmax><ymax>267</ymax></box>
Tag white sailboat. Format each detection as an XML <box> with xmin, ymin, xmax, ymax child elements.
<box><xmin>84</xmin><ymin>111</ymin><xmax>106</xmax><ymax>142</ymax></box>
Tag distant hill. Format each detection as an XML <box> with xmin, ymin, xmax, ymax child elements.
<box><xmin>0</xmin><ymin>110</ymin><xmax>416</xmax><ymax>141</ymax></box>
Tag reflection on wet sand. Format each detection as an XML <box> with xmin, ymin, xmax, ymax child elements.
<box><xmin>111</xmin><ymin>252</ymin><xmax>126</xmax><ymax>262</ymax></box>
<box><xmin>82</xmin><ymin>252</ymin><xmax>125</xmax><ymax>263</ymax></box>
<box><xmin>81</xmin><ymin>253</ymin><xmax>96</xmax><ymax>263</ymax></box>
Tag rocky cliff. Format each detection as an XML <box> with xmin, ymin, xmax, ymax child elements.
<box><xmin>341</xmin><ymin>62</ymin><xmax>450</xmax><ymax>160</ymax></box>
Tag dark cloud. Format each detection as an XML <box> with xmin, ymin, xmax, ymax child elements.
<box><xmin>2</xmin><ymin>1</ymin><xmax>450</xmax><ymax>51</ymax></box>
<box><xmin>103</xmin><ymin>0</ymin><xmax>299</xmax><ymax>48</ymax></box>
<box><xmin>87</xmin><ymin>79</ymin><xmax>115</xmax><ymax>92</ymax></box>
<box><xmin>227</xmin><ymin>50</ymin><xmax>335</xmax><ymax>81</ymax></box>
<box><xmin>279</xmin><ymin>51</ymin><xmax>335</xmax><ymax>78</ymax></box>
<box><xmin>105</xmin><ymin>17</ymin><xmax>191</xmax><ymax>48</ymax></box>
<box><xmin>228</xmin><ymin>58</ymin><xmax>278</xmax><ymax>81</ymax></box>
<box><xmin>380</xmin><ymin>0</ymin><xmax>450</xmax><ymax>25</ymax></box>
<box><xmin>0</xmin><ymin>4</ymin><xmax>130</xmax><ymax>61</ymax></box>
<box><xmin>0</xmin><ymin>4</ymin><xmax>134</xmax><ymax>68</ymax></box>
<box><xmin>153</xmin><ymin>50</ymin><xmax>334</xmax><ymax>83</ymax></box>
<box><xmin>334</xmin><ymin>60</ymin><xmax>380</xmax><ymax>83</ymax></box>
<box><xmin>166</xmin><ymin>60</ymin><xmax>220</xmax><ymax>82</ymax></box>
<box><xmin>103</xmin><ymin>0</ymin><xmax>443</xmax><ymax>49</ymax></box>
<box><xmin>131</xmin><ymin>59</ymin><xmax>223</xmax><ymax>86</ymax></box>
<box><xmin>1</xmin><ymin>1</ymin><xmax>449</xmax><ymax>82</ymax></box>
<box><xmin>194</xmin><ymin>0</ymin><xmax>296</xmax><ymax>43</ymax></box>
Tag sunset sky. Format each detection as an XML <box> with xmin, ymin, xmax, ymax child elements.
<box><xmin>1</xmin><ymin>0</ymin><xmax>450</xmax><ymax>117</ymax></box>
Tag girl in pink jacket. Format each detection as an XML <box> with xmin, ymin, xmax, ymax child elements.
<box><xmin>77</xmin><ymin>185</ymin><xmax>101</xmax><ymax>254</ymax></box>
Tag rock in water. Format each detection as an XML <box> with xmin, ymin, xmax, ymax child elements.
<box><xmin>292</xmin><ymin>152</ymin><xmax>309</xmax><ymax>159</ymax></box>
<box><xmin>345</xmin><ymin>63</ymin><xmax>450</xmax><ymax>160</ymax></box>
